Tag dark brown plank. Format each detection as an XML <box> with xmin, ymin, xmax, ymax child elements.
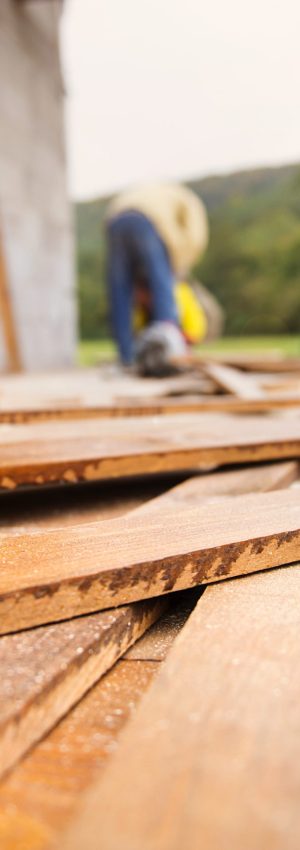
<box><xmin>0</xmin><ymin>488</ymin><xmax>300</xmax><ymax>633</ymax></box>
<box><xmin>0</xmin><ymin>412</ymin><xmax>300</xmax><ymax>489</ymax></box>
<box><xmin>61</xmin><ymin>564</ymin><xmax>300</xmax><ymax>850</ymax></box>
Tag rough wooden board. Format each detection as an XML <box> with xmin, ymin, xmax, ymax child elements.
<box><xmin>194</xmin><ymin>353</ymin><xmax>300</xmax><ymax>373</ymax></box>
<box><xmin>0</xmin><ymin>594</ymin><xmax>201</xmax><ymax>848</ymax></box>
<box><xmin>2</xmin><ymin>393</ymin><xmax>300</xmax><ymax>422</ymax></box>
<box><xmin>132</xmin><ymin>460</ymin><xmax>299</xmax><ymax>516</ymax></box>
<box><xmin>61</xmin><ymin>563</ymin><xmax>300</xmax><ymax>850</ymax></box>
<box><xmin>0</xmin><ymin>596</ymin><xmax>167</xmax><ymax>780</ymax></box>
<box><xmin>203</xmin><ymin>361</ymin><xmax>265</xmax><ymax>399</ymax></box>
<box><xmin>1</xmin><ymin>488</ymin><xmax>300</xmax><ymax>633</ymax></box>
<box><xmin>0</xmin><ymin>659</ymin><xmax>158</xmax><ymax>850</ymax></box>
<box><xmin>0</xmin><ymin>412</ymin><xmax>300</xmax><ymax>489</ymax></box>
<box><xmin>0</xmin><ymin>369</ymin><xmax>215</xmax><ymax>423</ymax></box>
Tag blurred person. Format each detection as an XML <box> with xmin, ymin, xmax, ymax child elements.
<box><xmin>105</xmin><ymin>182</ymin><xmax>212</xmax><ymax>375</ymax></box>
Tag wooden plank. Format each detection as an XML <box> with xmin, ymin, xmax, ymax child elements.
<box><xmin>185</xmin><ymin>352</ymin><xmax>300</xmax><ymax>373</ymax></box>
<box><xmin>0</xmin><ymin>659</ymin><xmax>158</xmax><ymax>850</ymax></box>
<box><xmin>61</xmin><ymin>563</ymin><xmax>300</xmax><ymax>850</ymax></box>
<box><xmin>204</xmin><ymin>361</ymin><xmax>265</xmax><ymax>399</ymax></box>
<box><xmin>0</xmin><ymin>487</ymin><xmax>300</xmax><ymax>634</ymax></box>
<box><xmin>133</xmin><ymin>460</ymin><xmax>299</xmax><ymax>516</ymax></box>
<box><xmin>0</xmin><ymin>592</ymin><xmax>201</xmax><ymax>850</ymax></box>
<box><xmin>0</xmin><ymin>412</ymin><xmax>300</xmax><ymax>489</ymax></box>
<box><xmin>0</xmin><ymin>597</ymin><xmax>167</xmax><ymax>779</ymax></box>
<box><xmin>0</xmin><ymin>232</ymin><xmax>22</xmax><ymax>372</ymax></box>
<box><xmin>0</xmin><ymin>590</ymin><xmax>198</xmax><ymax>850</ymax></box>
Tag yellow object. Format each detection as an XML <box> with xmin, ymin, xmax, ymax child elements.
<box><xmin>133</xmin><ymin>282</ymin><xmax>207</xmax><ymax>344</ymax></box>
<box><xmin>175</xmin><ymin>281</ymin><xmax>207</xmax><ymax>343</ymax></box>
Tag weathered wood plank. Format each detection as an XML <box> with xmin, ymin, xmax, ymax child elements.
<box><xmin>1</xmin><ymin>393</ymin><xmax>300</xmax><ymax>422</ymax></box>
<box><xmin>0</xmin><ymin>412</ymin><xmax>300</xmax><ymax>489</ymax></box>
<box><xmin>0</xmin><ymin>659</ymin><xmax>158</xmax><ymax>850</ymax></box>
<box><xmin>133</xmin><ymin>460</ymin><xmax>299</xmax><ymax>516</ymax></box>
<box><xmin>61</xmin><ymin>564</ymin><xmax>300</xmax><ymax>850</ymax></box>
<box><xmin>0</xmin><ymin>487</ymin><xmax>300</xmax><ymax>633</ymax></box>
<box><xmin>0</xmin><ymin>597</ymin><xmax>167</xmax><ymax>779</ymax></box>
<box><xmin>204</xmin><ymin>361</ymin><xmax>265</xmax><ymax>399</ymax></box>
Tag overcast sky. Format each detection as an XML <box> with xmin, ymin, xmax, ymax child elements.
<box><xmin>61</xmin><ymin>0</ymin><xmax>300</xmax><ymax>200</ymax></box>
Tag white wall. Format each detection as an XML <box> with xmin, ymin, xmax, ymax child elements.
<box><xmin>0</xmin><ymin>0</ymin><xmax>76</xmax><ymax>370</ymax></box>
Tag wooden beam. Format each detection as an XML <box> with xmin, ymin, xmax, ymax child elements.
<box><xmin>0</xmin><ymin>487</ymin><xmax>300</xmax><ymax>634</ymax></box>
<box><xmin>0</xmin><ymin>412</ymin><xmax>300</xmax><ymax>489</ymax></box>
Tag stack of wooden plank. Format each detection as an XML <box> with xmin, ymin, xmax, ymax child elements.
<box><xmin>0</xmin><ymin>354</ymin><xmax>300</xmax><ymax>850</ymax></box>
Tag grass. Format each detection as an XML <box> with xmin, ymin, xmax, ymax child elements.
<box><xmin>78</xmin><ymin>336</ymin><xmax>300</xmax><ymax>367</ymax></box>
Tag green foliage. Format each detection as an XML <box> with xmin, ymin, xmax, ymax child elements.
<box><xmin>75</xmin><ymin>163</ymin><xmax>300</xmax><ymax>338</ymax></box>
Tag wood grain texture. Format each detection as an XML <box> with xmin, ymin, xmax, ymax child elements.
<box><xmin>204</xmin><ymin>361</ymin><xmax>265</xmax><ymax>399</ymax></box>
<box><xmin>1</xmin><ymin>487</ymin><xmax>300</xmax><ymax>634</ymax></box>
<box><xmin>132</xmin><ymin>460</ymin><xmax>299</xmax><ymax>516</ymax></box>
<box><xmin>0</xmin><ymin>412</ymin><xmax>300</xmax><ymax>489</ymax></box>
<box><xmin>0</xmin><ymin>659</ymin><xmax>158</xmax><ymax>850</ymax></box>
<box><xmin>61</xmin><ymin>564</ymin><xmax>300</xmax><ymax>850</ymax></box>
<box><xmin>0</xmin><ymin>597</ymin><xmax>167</xmax><ymax>779</ymax></box>
<box><xmin>0</xmin><ymin>594</ymin><xmax>201</xmax><ymax>849</ymax></box>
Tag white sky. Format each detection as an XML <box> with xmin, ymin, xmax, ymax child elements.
<box><xmin>61</xmin><ymin>0</ymin><xmax>300</xmax><ymax>200</ymax></box>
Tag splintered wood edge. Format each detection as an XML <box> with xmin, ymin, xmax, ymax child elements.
<box><xmin>0</xmin><ymin>597</ymin><xmax>167</xmax><ymax>779</ymax></box>
<box><xmin>1</xmin><ymin>441</ymin><xmax>300</xmax><ymax>490</ymax></box>
<box><xmin>1</xmin><ymin>527</ymin><xmax>300</xmax><ymax>635</ymax></box>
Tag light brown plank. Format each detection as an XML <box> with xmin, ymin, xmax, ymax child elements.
<box><xmin>0</xmin><ymin>487</ymin><xmax>300</xmax><ymax>633</ymax></box>
<box><xmin>0</xmin><ymin>588</ymin><xmax>202</xmax><ymax>849</ymax></box>
<box><xmin>0</xmin><ymin>659</ymin><xmax>158</xmax><ymax>850</ymax></box>
<box><xmin>61</xmin><ymin>563</ymin><xmax>300</xmax><ymax>850</ymax></box>
<box><xmin>204</xmin><ymin>361</ymin><xmax>265</xmax><ymax>399</ymax></box>
<box><xmin>2</xmin><ymin>393</ymin><xmax>300</xmax><ymax>422</ymax></box>
<box><xmin>133</xmin><ymin>460</ymin><xmax>299</xmax><ymax>516</ymax></box>
<box><xmin>0</xmin><ymin>412</ymin><xmax>300</xmax><ymax>489</ymax></box>
<box><xmin>0</xmin><ymin>597</ymin><xmax>166</xmax><ymax>780</ymax></box>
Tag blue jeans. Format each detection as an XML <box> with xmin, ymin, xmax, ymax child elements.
<box><xmin>107</xmin><ymin>211</ymin><xmax>178</xmax><ymax>364</ymax></box>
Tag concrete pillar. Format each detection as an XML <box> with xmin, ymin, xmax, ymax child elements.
<box><xmin>0</xmin><ymin>0</ymin><xmax>76</xmax><ymax>370</ymax></box>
